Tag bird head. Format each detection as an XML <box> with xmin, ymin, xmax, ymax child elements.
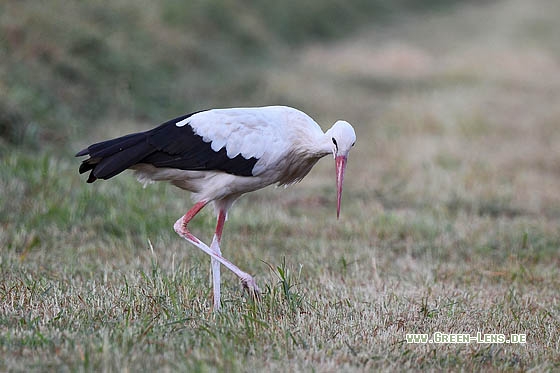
<box><xmin>326</xmin><ymin>120</ymin><xmax>356</xmax><ymax>219</ymax></box>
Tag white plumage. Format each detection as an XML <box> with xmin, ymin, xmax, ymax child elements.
<box><xmin>184</xmin><ymin>106</ymin><xmax>324</xmax><ymax>175</ymax></box>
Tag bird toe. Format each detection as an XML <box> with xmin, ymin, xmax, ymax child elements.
<box><xmin>241</xmin><ymin>276</ymin><xmax>261</xmax><ymax>301</ymax></box>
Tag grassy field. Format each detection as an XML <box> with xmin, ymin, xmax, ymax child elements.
<box><xmin>2</xmin><ymin>0</ymin><xmax>560</xmax><ymax>371</ymax></box>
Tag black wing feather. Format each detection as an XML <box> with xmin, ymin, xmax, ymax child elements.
<box><xmin>76</xmin><ymin>111</ymin><xmax>258</xmax><ymax>183</ymax></box>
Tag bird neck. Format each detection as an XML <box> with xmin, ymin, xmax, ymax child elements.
<box><xmin>316</xmin><ymin>129</ymin><xmax>335</xmax><ymax>157</ymax></box>
<box><xmin>304</xmin><ymin>133</ymin><xmax>333</xmax><ymax>159</ymax></box>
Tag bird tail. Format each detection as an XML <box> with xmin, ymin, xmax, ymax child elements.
<box><xmin>76</xmin><ymin>132</ymin><xmax>154</xmax><ymax>183</ymax></box>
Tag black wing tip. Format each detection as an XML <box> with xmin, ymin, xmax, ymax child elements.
<box><xmin>76</xmin><ymin>148</ymin><xmax>89</xmax><ymax>157</ymax></box>
<box><xmin>86</xmin><ymin>172</ymin><xmax>98</xmax><ymax>183</ymax></box>
<box><xmin>79</xmin><ymin>160</ymin><xmax>94</xmax><ymax>174</ymax></box>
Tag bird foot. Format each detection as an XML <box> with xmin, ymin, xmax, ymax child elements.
<box><xmin>241</xmin><ymin>275</ymin><xmax>261</xmax><ymax>301</ymax></box>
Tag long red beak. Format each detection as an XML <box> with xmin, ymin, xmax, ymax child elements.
<box><xmin>335</xmin><ymin>155</ymin><xmax>347</xmax><ymax>219</ymax></box>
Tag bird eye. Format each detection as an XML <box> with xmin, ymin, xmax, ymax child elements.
<box><xmin>332</xmin><ymin>138</ymin><xmax>338</xmax><ymax>148</ymax></box>
<box><xmin>351</xmin><ymin>142</ymin><xmax>355</xmax><ymax>147</ymax></box>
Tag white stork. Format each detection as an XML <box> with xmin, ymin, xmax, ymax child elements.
<box><xmin>77</xmin><ymin>106</ymin><xmax>356</xmax><ymax>310</ymax></box>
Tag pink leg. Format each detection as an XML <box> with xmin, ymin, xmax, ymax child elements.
<box><xmin>179</xmin><ymin>201</ymin><xmax>207</xmax><ymax>243</ymax></box>
<box><xmin>174</xmin><ymin>203</ymin><xmax>260</xmax><ymax>310</ymax></box>
<box><xmin>209</xmin><ymin>209</ymin><xmax>226</xmax><ymax>310</ymax></box>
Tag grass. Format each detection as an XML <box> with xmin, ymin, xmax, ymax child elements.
<box><xmin>2</xmin><ymin>0</ymin><xmax>560</xmax><ymax>371</ymax></box>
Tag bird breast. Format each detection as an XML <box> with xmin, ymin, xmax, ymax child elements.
<box><xmin>273</xmin><ymin>151</ymin><xmax>324</xmax><ymax>187</ymax></box>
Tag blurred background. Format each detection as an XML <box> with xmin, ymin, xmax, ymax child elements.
<box><xmin>2</xmin><ymin>0</ymin><xmax>559</xmax><ymax>228</ymax></box>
